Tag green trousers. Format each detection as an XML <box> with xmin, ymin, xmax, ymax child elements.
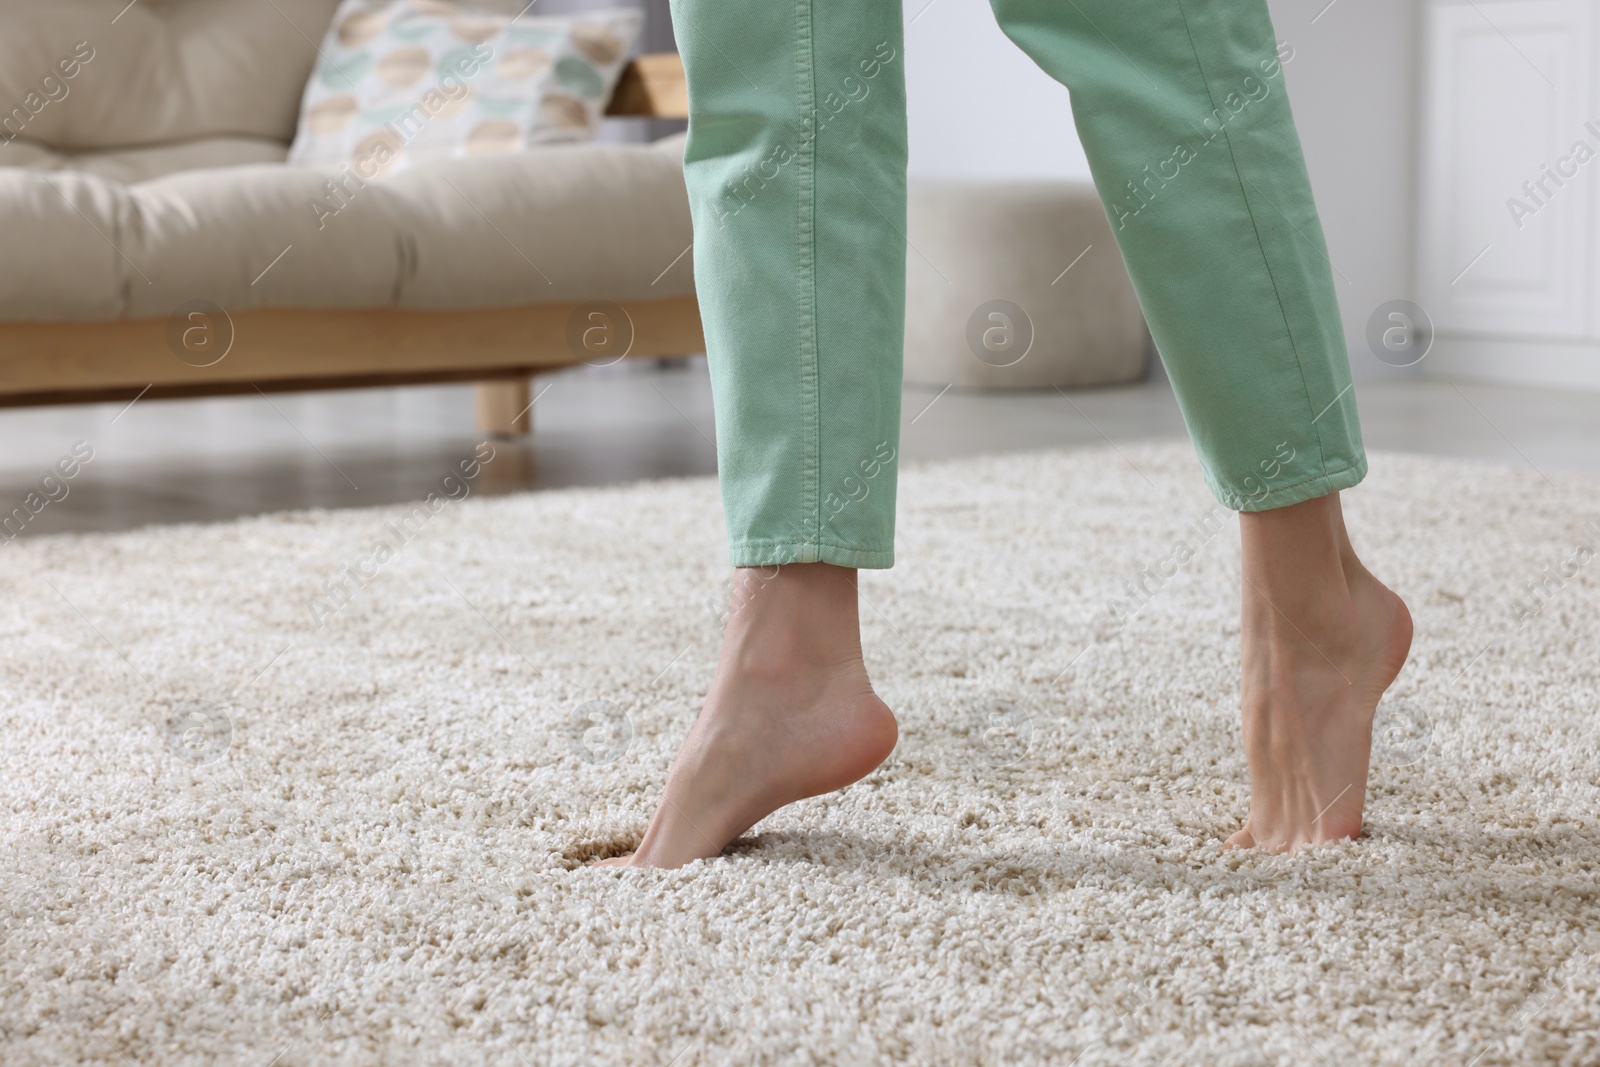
<box><xmin>671</xmin><ymin>0</ymin><xmax>1366</xmax><ymax>569</ymax></box>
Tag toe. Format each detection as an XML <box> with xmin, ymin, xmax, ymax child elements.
<box><xmin>1223</xmin><ymin>827</ymin><xmax>1255</xmax><ymax>850</ymax></box>
<box><xmin>594</xmin><ymin>854</ymin><xmax>635</xmax><ymax>867</ymax></box>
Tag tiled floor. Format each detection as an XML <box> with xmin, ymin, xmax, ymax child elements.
<box><xmin>1</xmin><ymin>357</ymin><xmax>1596</xmax><ymax>539</ymax></box>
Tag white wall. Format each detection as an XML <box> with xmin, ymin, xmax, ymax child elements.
<box><xmin>1262</xmin><ymin>0</ymin><xmax>1424</xmax><ymax>382</ymax></box>
<box><xmin>904</xmin><ymin>0</ymin><xmax>1424</xmax><ymax>380</ymax></box>
<box><xmin>903</xmin><ymin>0</ymin><xmax>1086</xmax><ymax>180</ymax></box>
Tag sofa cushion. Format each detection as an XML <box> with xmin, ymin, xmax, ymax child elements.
<box><xmin>117</xmin><ymin>163</ymin><xmax>411</xmax><ymax>321</ymax></box>
<box><xmin>0</xmin><ymin>136</ymin><xmax>289</xmax><ymax>184</ymax></box>
<box><xmin>0</xmin><ymin>0</ymin><xmax>343</xmax><ymax>152</ymax></box>
<box><xmin>382</xmin><ymin>133</ymin><xmax>692</xmax><ymax>309</ymax></box>
<box><xmin>0</xmin><ymin>170</ymin><xmax>127</xmax><ymax>321</ymax></box>
<box><xmin>0</xmin><ymin>135</ymin><xmax>692</xmax><ymax>323</ymax></box>
<box><xmin>286</xmin><ymin>0</ymin><xmax>644</xmax><ymax>175</ymax></box>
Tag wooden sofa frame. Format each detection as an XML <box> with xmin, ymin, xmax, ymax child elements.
<box><xmin>0</xmin><ymin>53</ymin><xmax>697</xmax><ymax>437</ymax></box>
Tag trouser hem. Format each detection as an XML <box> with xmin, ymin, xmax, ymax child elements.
<box><xmin>1224</xmin><ymin>455</ymin><xmax>1368</xmax><ymax>513</ymax></box>
<box><xmin>729</xmin><ymin>540</ymin><xmax>895</xmax><ymax>569</ymax></box>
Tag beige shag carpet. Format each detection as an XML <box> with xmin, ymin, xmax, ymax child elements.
<box><xmin>2</xmin><ymin>442</ymin><xmax>1598</xmax><ymax>1066</ymax></box>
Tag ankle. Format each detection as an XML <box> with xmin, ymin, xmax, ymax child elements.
<box><xmin>1244</xmin><ymin>568</ymin><xmax>1356</xmax><ymax>633</ymax></box>
<box><xmin>720</xmin><ymin>564</ymin><xmax>865</xmax><ymax>680</ymax></box>
<box><xmin>721</xmin><ymin>628</ymin><xmax>865</xmax><ymax>686</ymax></box>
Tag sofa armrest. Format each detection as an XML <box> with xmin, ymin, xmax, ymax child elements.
<box><xmin>604</xmin><ymin>53</ymin><xmax>688</xmax><ymax>120</ymax></box>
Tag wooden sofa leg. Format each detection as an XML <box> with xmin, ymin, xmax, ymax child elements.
<box><xmin>475</xmin><ymin>379</ymin><xmax>532</xmax><ymax>437</ymax></box>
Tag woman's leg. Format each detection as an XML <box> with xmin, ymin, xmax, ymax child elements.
<box><xmin>1231</xmin><ymin>493</ymin><xmax>1412</xmax><ymax>850</ymax></box>
<box><xmin>605</xmin><ymin>0</ymin><xmax>907</xmax><ymax>867</ymax></box>
<box><xmin>987</xmin><ymin>0</ymin><xmax>1410</xmax><ymax>848</ymax></box>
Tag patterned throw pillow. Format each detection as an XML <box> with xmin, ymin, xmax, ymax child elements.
<box><xmin>287</xmin><ymin>0</ymin><xmax>643</xmax><ymax>177</ymax></box>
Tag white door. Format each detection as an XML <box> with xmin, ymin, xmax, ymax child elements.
<box><xmin>1417</xmin><ymin>0</ymin><xmax>1596</xmax><ymax>339</ymax></box>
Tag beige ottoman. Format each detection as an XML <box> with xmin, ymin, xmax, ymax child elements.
<box><xmin>904</xmin><ymin>180</ymin><xmax>1150</xmax><ymax>389</ymax></box>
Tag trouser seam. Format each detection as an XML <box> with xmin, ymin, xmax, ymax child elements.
<box><xmin>795</xmin><ymin>0</ymin><xmax>822</xmax><ymax>547</ymax></box>
<box><xmin>734</xmin><ymin>537</ymin><xmax>894</xmax><ymax>552</ymax></box>
<box><xmin>1172</xmin><ymin>0</ymin><xmax>1331</xmax><ymax>481</ymax></box>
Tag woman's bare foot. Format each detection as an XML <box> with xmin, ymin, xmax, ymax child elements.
<box><xmin>599</xmin><ymin>563</ymin><xmax>898</xmax><ymax>869</ymax></box>
<box><xmin>1225</xmin><ymin>492</ymin><xmax>1412</xmax><ymax>852</ymax></box>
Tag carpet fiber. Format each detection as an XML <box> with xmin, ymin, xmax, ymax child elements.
<box><xmin>2</xmin><ymin>442</ymin><xmax>1598</xmax><ymax>1066</ymax></box>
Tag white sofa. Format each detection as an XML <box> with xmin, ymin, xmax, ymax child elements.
<box><xmin>0</xmin><ymin>0</ymin><xmax>699</xmax><ymax>433</ymax></box>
